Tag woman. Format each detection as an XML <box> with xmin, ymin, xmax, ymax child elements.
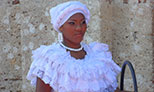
<box><xmin>27</xmin><ymin>1</ymin><xmax>122</xmax><ymax>92</ymax></box>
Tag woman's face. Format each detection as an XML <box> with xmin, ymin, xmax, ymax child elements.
<box><xmin>60</xmin><ymin>13</ymin><xmax>87</xmax><ymax>45</ymax></box>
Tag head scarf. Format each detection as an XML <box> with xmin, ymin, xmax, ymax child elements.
<box><xmin>49</xmin><ymin>1</ymin><xmax>90</xmax><ymax>32</ymax></box>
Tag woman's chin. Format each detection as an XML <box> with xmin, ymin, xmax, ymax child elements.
<box><xmin>73</xmin><ymin>39</ymin><xmax>83</xmax><ymax>44</ymax></box>
<box><xmin>73</xmin><ymin>37</ymin><xmax>83</xmax><ymax>43</ymax></box>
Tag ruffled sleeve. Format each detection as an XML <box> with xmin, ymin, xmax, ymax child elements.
<box><xmin>26</xmin><ymin>45</ymin><xmax>51</xmax><ymax>85</ymax></box>
<box><xmin>89</xmin><ymin>42</ymin><xmax>121</xmax><ymax>91</ymax></box>
<box><xmin>26</xmin><ymin>43</ymin><xmax>66</xmax><ymax>90</ymax></box>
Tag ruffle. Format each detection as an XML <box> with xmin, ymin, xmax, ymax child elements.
<box><xmin>26</xmin><ymin>42</ymin><xmax>121</xmax><ymax>92</ymax></box>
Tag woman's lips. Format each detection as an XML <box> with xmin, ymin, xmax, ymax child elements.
<box><xmin>75</xmin><ymin>34</ymin><xmax>82</xmax><ymax>37</ymax></box>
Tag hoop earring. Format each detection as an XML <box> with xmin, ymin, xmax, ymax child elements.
<box><xmin>58</xmin><ymin>32</ymin><xmax>63</xmax><ymax>43</ymax></box>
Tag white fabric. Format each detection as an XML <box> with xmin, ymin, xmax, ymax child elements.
<box><xmin>49</xmin><ymin>1</ymin><xmax>90</xmax><ymax>32</ymax></box>
<box><xmin>27</xmin><ymin>42</ymin><xmax>121</xmax><ymax>92</ymax></box>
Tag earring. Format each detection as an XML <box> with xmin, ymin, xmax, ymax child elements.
<box><xmin>58</xmin><ymin>32</ymin><xmax>63</xmax><ymax>43</ymax></box>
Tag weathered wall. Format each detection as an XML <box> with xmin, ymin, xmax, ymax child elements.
<box><xmin>0</xmin><ymin>0</ymin><xmax>153</xmax><ymax>92</ymax></box>
<box><xmin>0</xmin><ymin>0</ymin><xmax>22</xmax><ymax>92</ymax></box>
<box><xmin>110</xmin><ymin>0</ymin><xmax>153</xmax><ymax>92</ymax></box>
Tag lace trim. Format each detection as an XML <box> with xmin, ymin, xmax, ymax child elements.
<box><xmin>27</xmin><ymin>42</ymin><xmax>121</xmax><ymax>92</ymax></box>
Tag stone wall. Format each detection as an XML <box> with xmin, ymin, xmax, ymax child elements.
<box><xmin>0</xmin><ymin>0</ymin><xmax>153</xmax><ymax>92</ymax></box>
<box><xmin>111</xmin><ymin>0</ymin><xmax>153</xmax><ymax>92</ymax></box>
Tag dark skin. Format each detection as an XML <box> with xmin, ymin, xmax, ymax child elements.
<box><xmin>36</xmin><ymin>77</ymin><xmax>52</xmax><ymax>92</ymax></box>
<box><xmin>59</xmin><ymin>13</ymin><xmax>87</xmax><ymax>59</ymax></box>
<box><xmin>36</xmin><ymin>13</ymin><xmax>127</xmax><ymax>92</ymax></box>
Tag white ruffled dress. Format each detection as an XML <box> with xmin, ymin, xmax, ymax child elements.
<box><xmin>27</xmin><ymin>42</ymin><xmax>121</xmax><ymax>92</ymax></box>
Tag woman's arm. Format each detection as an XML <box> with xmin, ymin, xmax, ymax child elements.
<box><xmin>36</xmin><ymin>77</ymin><xmax>53</xmax><ymax>92</ymax></box>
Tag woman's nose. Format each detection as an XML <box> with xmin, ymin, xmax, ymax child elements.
<box><xmin>75</xmin><ymin>24</ymin><xmax>82</xmax><ymax>31</ymax></box>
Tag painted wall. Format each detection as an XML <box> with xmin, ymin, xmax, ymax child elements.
<box><xmin>0</xmin><ymin>0</ymin><xmax>153</xmax><ymax>92</ymax></box>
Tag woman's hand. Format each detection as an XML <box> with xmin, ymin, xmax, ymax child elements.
<box><xmin>36</xmin><ymin>77</ymin><xmax>53</xmax><ymax>92</ymax></box>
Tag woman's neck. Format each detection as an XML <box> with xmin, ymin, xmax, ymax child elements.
<box><xmin>62</xmin><ymin>40</ymin><xmax>81</xmax><ymax>49</ymax></box>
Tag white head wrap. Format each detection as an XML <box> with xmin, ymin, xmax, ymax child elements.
<box><xmin>49</xmin><ymin>1</ymin><xmax>90</xmax><ymax>32</ymax></box>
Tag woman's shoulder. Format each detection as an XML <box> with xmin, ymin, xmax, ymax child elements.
<box><xmin>82</xmin><ymin>42</ymin><xmax>113</xmax><ymax>63</ymax></box>
<box><xmin>32</xmin><ymin>42</ymin><xmax>65</xmax><ymax>57</ymax></box>
<box><xmin>29</xmin><ymin>42</ymin><xmax>67</xmax><ymax>71</ymax></box>
<box><xmin>33</xmin><ymin>42</ymin><xmax>59</xmax><ymax>53</ymax></box>
<box><xmin>88</xmin><ymin>41</ymin><xmax>109</xmax><ymax>52</ymax></box>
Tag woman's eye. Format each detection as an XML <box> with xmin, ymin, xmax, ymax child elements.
<box><xmin>82</xmin><ymin>20</ymin><xmax>86</xmax><ymax>24</ymax></box>
<box><xmin>69</xmin><ymin>22</ymin><xmax>75</xmax><ymax>25</ymax></box>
